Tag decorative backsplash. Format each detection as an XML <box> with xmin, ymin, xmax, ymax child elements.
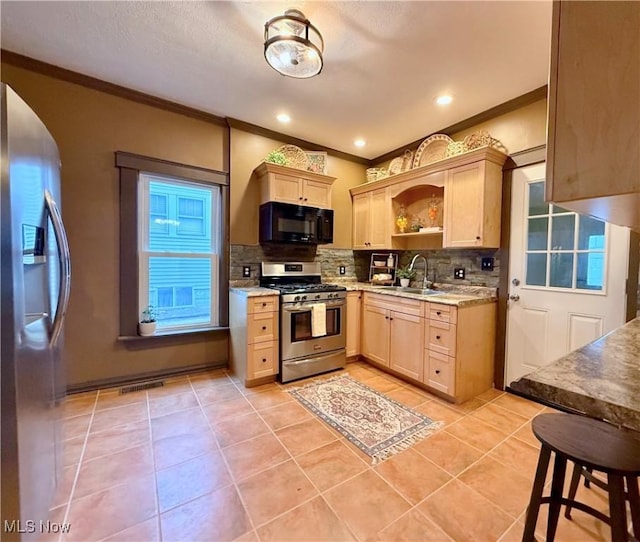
<box><xmin>230</xmin><ymin>244</ymin><xmax>499</xmax><ymax>288</ymax></box>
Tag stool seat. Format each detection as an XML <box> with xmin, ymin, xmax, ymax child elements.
<box><xmin>523</xmin><ymin>413</ymin><xmax>640</xmax><ymax>542</ymax></box>
<box><xmin>532</xmin><ymin>413</ymin><xmax>640</xmax><ymax>474</ymax></box>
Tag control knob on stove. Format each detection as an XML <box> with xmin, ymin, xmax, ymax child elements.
<box><xmin>301</xmin><ymin>295</ymin><xmax>307</xmax><ymax>301</ymax></box>
<box><xmin>294</xmin><ymin>295</ymin><xmax>301</xmax><ymax>301</ymax></box>
<box><xmin>315</xmin><ymin>294</ymin><xmax>321</xmax><ymax>300</ymax></box>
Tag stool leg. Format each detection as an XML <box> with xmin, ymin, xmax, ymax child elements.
<box><xmin>523</xmin><ymin>445</ymin><xmax>552</xmax><ymax>542</ymax></box>
<box><xmin>584</xmin><ymin>467</ymin><xmax>593</xmax><ymax>489</ymax></box>
<box><xmin>565</xmin><ymin>462</ymin><xmax>583</xmax><ymax>520</ymax></box>
<box><xmin>547</xmin><ymin>453</ymin><xmax>568</xmax><ymax>542</ymax></box>
<box><xmin>608</xmin><ymin>474</ymin><xmax>628</xmax><ymax>542</ymax></box>
<box><xmin>625</xmin><ymin>475</ymin><xmax>640</xmax><ymax>539</ymax></box>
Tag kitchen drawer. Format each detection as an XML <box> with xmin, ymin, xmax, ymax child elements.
<box><xmin>247</xmin><ymin>311</ymin><xmax>278</xmax><ymax>343</ymax></box>
<box><xmin>248</xmin><ymin>342</ymin><xmax>278</xmax><ymax>379</ymax></box>
<box><xmin>424</xmin><ymin>350</ymin><xmax>455</xmax><ymax>395</ymax></box>
<box><xmin>429</xmin><ymin>303</ymin><xmax>457</xmax><ymax>325</ymax></box>
<box><xmin>248</xmin><ymin>296</ymin><xmax>278</xmax><ymax>314</ymax></box>
<box><xmin>427</xmin><ymin>320</ymin><xmax>457</xmax><ymax>357</ymax></box>
<box><xmin>363</xmin><ymin>292</ymin><xmax>425</xmax><ymax>317</ymax></box>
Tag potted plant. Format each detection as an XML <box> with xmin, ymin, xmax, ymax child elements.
<box><xmin>396</xmin><ymin>265</ymin><xmax>416</xmax><ymax>287</ymax></box>
<box><xmin>138</xmin><ymin>305</ymin><xmax>157</xmax><ymax>336</ymax></box>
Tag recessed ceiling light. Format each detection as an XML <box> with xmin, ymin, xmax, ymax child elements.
<box><xmin>436</xmin><ymin>95</ymin><xmax>453</xmax><ymax>106</ymax></box>
<box><xmin>354</xmin><ymin>139</ymin><xmax>366</xmax><ymax>147</ymax></box>
<box><xmin>277</xmin><ymin>113</ymin><xmax>291</xmax><ymax>123</ymax></box>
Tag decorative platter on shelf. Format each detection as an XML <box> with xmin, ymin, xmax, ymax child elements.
<box><xmin>388</xmin><ymin>149</ymin><xmax>414</xmax><ymax>176</ymax></box>
<box><xmin>412</xmin><ymin>134</ymin><xmax>454</xmax><ymax>168</ymax></box>
<box><xmin>277</xmin><ymin>144</ymin><xmax>309</xmax><ymax>170</ymax></box>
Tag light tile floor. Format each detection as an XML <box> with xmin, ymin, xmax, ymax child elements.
<box><xmin>48</xmin><ymin>362</ymin><xmax>615</xmax><ymax>542</ymax></box>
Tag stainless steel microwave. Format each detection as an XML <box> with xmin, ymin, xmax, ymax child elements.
<box><xmin>259</xmin><ymin>202</ymin><xmax>333</xmax><ymax>244</ymax></box>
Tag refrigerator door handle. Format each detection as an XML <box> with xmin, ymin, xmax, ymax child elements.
<box><xmin>45</xmin><ymin>189</ymin><xmax>71</xmax><ymax>346</ymax></box>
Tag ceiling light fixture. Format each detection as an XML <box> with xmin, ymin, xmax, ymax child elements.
<box><xmin>436</xmin><ymin>95</ymin><xmax>453</xmax><ymax>105</ymax></box>
<box><xmin>264</xmin><ymin>9</ymin><xmax>324</xmax><ymax>79</ymax></box>
<box><xmin>354</xmin><ymin>139</ymin><xmax>366</xmax><ymax>147</ymax></box>
<box><xmin>277</xmin><ymin>113</ymin><xmax>291</xmax><ymax>123</ymax></box>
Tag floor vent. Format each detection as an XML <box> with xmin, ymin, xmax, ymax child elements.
<box><xmin>119</xmin><ymin>380</ymin><xmax>164</xmax><ymax>395</ymax></box>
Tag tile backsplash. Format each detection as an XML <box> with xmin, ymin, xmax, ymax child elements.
<box><xmin>230</xmin><ymin>244</ymin><xmax>499</xmax><ymax>288</ymax></box>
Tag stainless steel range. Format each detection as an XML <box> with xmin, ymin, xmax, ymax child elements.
<box><xmin>260</xmin><ymin>262</ymin><xmax>346</xmax><ymax>383</ymax></box>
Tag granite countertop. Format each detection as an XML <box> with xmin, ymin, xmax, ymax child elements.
<box><xmin>335</xmin><ymin>282</ymin><xmax>497</xmax><ymax>307</ymax></box>
<box><xmin>229</xmin><ymin>287</ymin><xmax>279</xmax><ymax>297</ymax></box>
<box><xmin>510</xmin><ymin>318</ymin><xmax>640</xmax><ymax>432</ymax></box>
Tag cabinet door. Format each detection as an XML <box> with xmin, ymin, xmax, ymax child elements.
<box><xmin>302</xmin><ymin>179</ymin><xmax>331</xmax><ymax>209</ymax></box>
<box><xmin>444</xmin><ymin>162</ymin><xmax>485</xmax><ymax>248</ymax></box>
<box><xmin>389</xmin><ymin>311</ymin><xmax>424</xmax><ymax>381</ymax></box>
<box><xmin>271</xmin><ymin>173</ymin><xmax>303</xmax><ymax>205</ymax></box>
<box><xmin>424</xmin><ymin>350</ymin><xmax>454</xmax><ymax>395</ymax></box>
<box><xmin>346</xmin><ymin>291</ymin><xmax>361</xmax><ymax>357</ymax></box>
<box><xmin>352</xmin><ymin>193</ymin><xmax>370</xmax><ymax>249</ymax></box>
<box><xmin>361</xmin><ymin>304</ymin><xmax>389</xmax><ymax>366</ymax></box>
<box><xmin>368</xmin><ymin>189</ymin><xmax>389</xmax><ymax>248</ymax></box>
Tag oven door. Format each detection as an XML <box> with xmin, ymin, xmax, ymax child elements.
<box><xmin>280</xmin><ymin>299</ymin><xmax>345</xmax><ymax>361</ymax></box>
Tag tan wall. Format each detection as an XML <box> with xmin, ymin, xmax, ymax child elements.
<box><xmin>230</xmin><ymin>128</ymin><xmax>367</xmax><ymax>248</ymax></box>
<box><xmin>2</xmin><ymin>63</ymin><xmax>229</xmax><ymax>389</ymax></box>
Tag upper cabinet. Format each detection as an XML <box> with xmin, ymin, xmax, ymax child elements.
<box><xmin>443</xmin><ymin>159</ymin><xmax>503</xmax><ymax>248</ymax></box>
<box><xmin>254</xmin><ymin>162</ymin><xmax>336</xmax><ymax>209</ymax></box>
<box><xmin>545</xmin><ymin>0</ymin><xmax>640</xmax><ymax>231</ymax></box>
<box><xmin>350</xmin><ymin>147</ymin><xmax>507</xmax><ymax>250</ymax></box>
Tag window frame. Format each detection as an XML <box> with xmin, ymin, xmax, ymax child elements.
<box><xmin>116</xmin><ymin>151</ymin><xmax>229</xmax><ymax>337</ymax></box>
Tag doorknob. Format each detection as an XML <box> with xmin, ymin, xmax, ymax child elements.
<box><xmin>509</xmin><ymin>294</ymin><xmax>520</xmax><ymax>301</ymax></box>
<box><xmin>511</xmin><ymin>278</ymin><xmax>520</xmax><ymax>286</ymax></box>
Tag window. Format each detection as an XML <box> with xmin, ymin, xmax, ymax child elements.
<box><xmin>139</xmin><ymin>174</ymin><xmax>219</xmax><ymax>331</ymax></box>
<box><xmin>116</xmin><ymin>151</ymin><xmax>229</xmax><ymax>337</ymax></box>
<box><xmin>525</xmin><ymin>181</ymin><xmax>607</xmax><ymax>291</ymax></box>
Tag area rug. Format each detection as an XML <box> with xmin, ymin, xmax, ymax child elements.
<box><xmin>287</xmin><ymin>374</ymin><xmax>443</xmax><ymax>463</ymax></box>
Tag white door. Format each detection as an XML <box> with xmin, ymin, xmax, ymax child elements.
<box><xmin>505</xmin><ymin>163</ymin><xmax>629</xmax><ymax>385</ymax></box>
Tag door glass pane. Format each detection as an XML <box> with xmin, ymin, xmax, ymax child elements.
<box><xmin>551</xmin><ymin>215</ymin><xmax>575</xmax><ymax>250</ymax></box>
<box><xmin>528</xmin><ymin>182</ymin><xmax>548</xmax><ymax>216</ymax></box>
<box><xmin>577</xmin><ymin>253</ymin><xmax>604</xmax><ymax>290</ymax></box>
<box><xmin>552</xmin><ymin>204</ymin><xmax>571</xmax><ymax>214</ymax></box>
<box><xmin>578</xmin><ymin>216</ymin><xmax>605</xmax><ymax>250</ymax></box>
<box><xmin>549</xmin><ymin>253</ymin><xmax>573</xmax><ymax>288</ymax></box>
<box><xmin>527</xmin><ymin>217</ymin><xmax>548</xmax><ymax>250</ymax></box>
<box><xmin>526</xmin><ymin>254</ymin><xmax>547</xmax><ymax>286</ymax></box>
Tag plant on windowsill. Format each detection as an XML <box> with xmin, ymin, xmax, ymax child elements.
<box><xmin>396</xmin><ymin>266</ymin><xmax>416</xmax><ymax>287</ymax></box>
<box><xmin>138</xmin><ymin>305</ymin><xmax>158</xmax><ymax>337</ymax></box>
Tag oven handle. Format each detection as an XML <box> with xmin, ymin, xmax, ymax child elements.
<box><xmin>282</xmin><ymin>301</ymin><xmax>345</xmax><ymax>313</ymax></box>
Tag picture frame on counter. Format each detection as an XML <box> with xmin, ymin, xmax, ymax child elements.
<box><xmin>305</xmin><ymin>151</ymin><xmax>328</xmax><ymax>174</ymax></box>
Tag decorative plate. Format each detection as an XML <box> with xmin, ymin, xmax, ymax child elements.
<box><xmin>277</xmin><ymin>144</ymin><xmax>309</xmax><ymax>170</ymax></box>
<box><xmin>412</xmin><ymin>134</ymin><xmax>454</xmax><ymax>168</ymax></box>
<box><xmin>388</xmin><ymin>149</ymin><xmax>414</xmax><ymax>176</ymax></box>
<box><xmin>462</xmin><ymin>131</ymin><xmax>508</xmax><ymax>153</ymax></box>
<box><xmin>445</xmin><ymin>141</ymin><xmax>467</xmax><ymax>158</ymax></box>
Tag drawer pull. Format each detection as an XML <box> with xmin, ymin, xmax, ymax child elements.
<box><xmin>262</xmin><ymin>358</ymin><xmax>267</xmax><ymax>362</ymax></box>
<box><xmin>262</xmin><ymin>326</ymin><xmax>267</xmax><ymax>330</ymax></box>
<box><xmin>385</xmin><ymin>316</ymin><xmax>389</xmax><ymax>319</ymax></box>
<box><xmin>436</xmin><ymin>311</ymin><xmax>441</xmax><ymax>316</ymax></box>
<box><xmin>435</xmin><ymin>369</ymin><xmax>441</xmax><ymax>374</ymax></box>
<box><xmin>389</xmin><ymin>317</ymin><xmax>393</xmax><ymax>321</ymax></box>
<box><xmin>436</xmin><ymin>335</ymin><xmax>441</xmax><ymax>340</ymax></box>
<box><xmin>262</xmin><ymin>302</ymin><xmax>267</xmax><ymax>307</ymax></box>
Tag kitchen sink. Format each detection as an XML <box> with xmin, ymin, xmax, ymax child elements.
<box><xmin>372</xmin><ymin>286</ymin><xmax>444</xmax><ymax>296</ymax></box>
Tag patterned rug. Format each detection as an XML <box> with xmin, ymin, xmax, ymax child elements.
<box><xmin>287</xmin><ymin>374</ymin><xmax>443</xmax><ymax>463</ymax></box>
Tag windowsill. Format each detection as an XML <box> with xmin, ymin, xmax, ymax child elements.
<box><xmin>117</xmin><ymin>326</ymin><xmax>229</xmax><ymax>343</ymax></box>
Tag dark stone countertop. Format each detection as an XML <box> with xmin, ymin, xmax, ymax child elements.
<box><xmin>510</xmin><ymin>318</ymin><xmax>640</xmax><ymax>432</ymax></box>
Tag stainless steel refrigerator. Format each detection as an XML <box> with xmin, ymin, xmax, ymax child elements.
<box><xmin>1</xmin><ymin>84</ymin><xmax>70</xmax><ymax>540</ymax></box>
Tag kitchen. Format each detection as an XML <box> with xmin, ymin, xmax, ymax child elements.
<box><xmin>1</xmin><ymin>2</ymin><xmax>639</xmax><ymax>541</ymax></box>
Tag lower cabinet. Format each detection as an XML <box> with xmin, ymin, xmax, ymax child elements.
<box><xmin>229</xmin><ymin>292</ymin><xmax>279</xmax><ymax>387</ymax></box>
<box><xmin>346</xmin><ymin>291</ymin><xmax>362</xmax><ymax>357</ymax></box>
<box><xmin>361</xmin><ymin>291</ymin><xmax>496</xmax><ymax>403</ymax></box>
<box><xmin>361</xmin><ymin>293</ymin><xmax>425</xmax><ymax>380</ymax></box>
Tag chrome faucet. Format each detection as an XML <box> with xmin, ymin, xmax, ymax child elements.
<box><xmin>409</xmin><ymin>253</ymin><xmax>432</xmax><ymax>289</ymax></box>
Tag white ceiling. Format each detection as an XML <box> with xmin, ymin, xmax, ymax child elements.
<box><xmin>0</xmin><ymin>1</ymin><xmax>552</xmax><ymax>160</ymax></box>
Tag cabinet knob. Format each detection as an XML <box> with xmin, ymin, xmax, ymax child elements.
<box><xmin>299</xmin><ymin>196</ymin><xmax>303</xmax><ymax>200</ymax></box>
<box><xmin>304</xmin><ymin>198</ymin><xmax>308</xmax><ymax>201</ymax></box>
<box><xmin>389</xmin><ymin>317</ymin><xmax>393</xmax><ymax>321</ymax></box>
<box><xmin>385</xmin><ymin>316</ymin><xmax>389</xmax><ymax>319</ymax></box>
<box><xmin>262</xmin><ymin>326</ymin><xmax>267</xmax><ymax>330</ymax></box>
<box><xmin>262</xmin><ymin>302</ymin><xmax>267</xmax><ymax>307</ymax></box>
<box><xmin>262</xmin><ymin>358</ymin><xmax>267</xmax><ymax>362</ymax></box>
<box><xmin>476</xmin><ymin>236</ymin><xmax>481</xmax><ymax>240</ymax></box>
<box><xmin>436</xmin><ymin>335</ymin><xmax>441</xmax><ymax>340</ymax></box>
<box><xmin>435</xmin><ymin>369</ymin><xmax>441</xmax><ymax>374</ymax></box>
<box><xmin>436</xmin><ymin>311</ymin><xmax>441</xmax><ymax>316</ymax></box>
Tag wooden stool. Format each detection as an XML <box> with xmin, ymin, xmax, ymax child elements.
<box><xmin>522</xmin><ymin>412</ymin><xmax>640</xmax><ymax>542</ymax></box>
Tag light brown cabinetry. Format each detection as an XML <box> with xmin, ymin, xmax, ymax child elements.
<box><xmin>254</xmin><ymin>162</ymin><xmax>336</xmax><ymax>209</ymax></box>
<box><xmin>443</xmin><ymin>160</ymin><xmax>503</xmax><ymax>248</ymax></box>
<box><xmin>229</xmin><ymin>292</ymin><xmax>279</xmax><ymax>387</ymax></box>
<box><xmin>545</xmin><ymin>1</ymin><xmax>640</xmax><ymax>231</ymax></box>
<box><xmin>350</xmin><ymin>148</ymin><xmax>507</xmax><ymax>250</ymax></box>
<box><xmin>346</xmin><ymin>291</ymin><xmax>361</xmax><ymax>357</ymax></box>
<box><xmin>352</xmin><ymin>188</ymin><xmax>389</xmax><ymax>249</ymax></box>
<box><xmin>361</xmin><ymin>293</ymin><xmax>425</xmax><ymax>381</ymax></box>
